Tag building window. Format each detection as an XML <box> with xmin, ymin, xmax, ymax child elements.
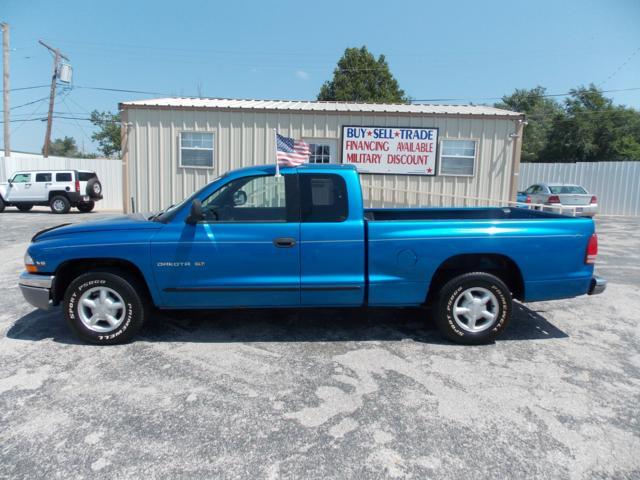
<box><xmin>304</xmin><ymin>139</ymin><xmax>337</xmax><ymax>164</ymax></box>
<box><xmin>180</xmin><ymin>132</ymin><xmax>214</xmax><ymax>168</ymax></box>
<box><xmin>439</xmin><ymin>140</ymin><xmax>476</xmax><ymax>176</ymax></box>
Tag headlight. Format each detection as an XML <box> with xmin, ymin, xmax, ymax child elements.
<box><xmin>24</xmin><ymin>252</ymin><xmax>38</xmax><ymax>273</ymax></box>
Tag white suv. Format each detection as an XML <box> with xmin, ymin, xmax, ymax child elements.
<box><xmin>0</xmin><ymin>170</ymin><xmax>103</xmax><ymax>214</ymax></box>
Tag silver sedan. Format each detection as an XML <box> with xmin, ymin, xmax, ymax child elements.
<box><xmin>520</xmin><ymin>183</ymin><xmax>598</xmax><ymax>216</ymax></box>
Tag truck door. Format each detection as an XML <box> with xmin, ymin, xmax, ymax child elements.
<box><xmin>299</xmin><ymin>173</ymin><xmax>366</xmax><ymax>305</ymax></box>
<box><xmin>5</xmin><ymin>173</ymin><xmax>35</xmax><ymax>202</ymax></box>
<box><xmin>152</xmin><ymin>173</ymin><xmax>301</xmax><ymax>308</ymax></box>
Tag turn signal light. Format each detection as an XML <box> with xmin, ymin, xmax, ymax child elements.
<box><xmin>525</xmin><ymin>196</ymin><xmax>531</xmax><ymax>204</ymax></box>
<box><xmin>26</xmin><ymin>264</ymin><xmax>38</xmax><ymax>273</ymax></box>
<box><xmin>75</xmin><ymin>179</ymin><xmax>81</xmax><ymax>193</ymax></box>
<box><xmin>585</xmin><ymin>234</ymin><xmax>598</xmax><ymax>264</ymax></box>
<box><xmin>547</xmin><ymin>195</ymin><xmax>561</xmax><ymax>204</ymax></box>
<box><xmin>590</xmin><ymin>195</ymin><xmax>597</xmax><ymax>204</ymax></box>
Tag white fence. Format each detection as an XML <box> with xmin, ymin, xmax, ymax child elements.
<box><xmin>519</xmin><ymin>161</ymin><xmax>640</xmax><ymax>216</ymax></box>
<box><xmin>0</xmin><ymin>153</ymin><xmax>122</xmax><ymax>211</ymax></box>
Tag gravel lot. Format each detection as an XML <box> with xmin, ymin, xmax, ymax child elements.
<box><xmin>1</xmin><ymin>209</ymin><xmax>639</xmax><ymax>479</ymax></box>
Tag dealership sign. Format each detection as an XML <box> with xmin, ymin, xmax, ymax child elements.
<box><xmin>341</xmin><ymin>126</ymin><xmax>438</xmax><ymax>175</ymax></box>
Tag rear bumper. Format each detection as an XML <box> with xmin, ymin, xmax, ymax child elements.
<box><xmin>546</xmin><ymin>204</ymin><xmax>598</xmax><ymax>216</ymax></box>
<box><xmin>18</xmin><ymin>272</ymin><xmax>55</xmax><ymax>310</ymax></box>
<box><xmin>588</xmin><ymin>275</ymin><xmax>607</xmax><ymax>295</ymax></box>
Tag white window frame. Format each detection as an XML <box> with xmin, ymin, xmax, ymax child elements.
<box><xmin>303</xmin><ymin>138</ymin><xmax>338</xmax><ymax>164</ymax></box>
<box><xmin>179</xmin><ymin>131</ymin><xmax>215</xmax><ymax>169</ymax></box>
<box><xmin>438</xmin><ymin>139</ymin><xmax>478</xmax><ymax>177</ymax></box>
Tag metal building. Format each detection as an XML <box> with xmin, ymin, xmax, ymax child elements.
<box><xmin>119</xmin><ymin>98</ymin><xmax>525</xmax><ymax>213</ymax></box>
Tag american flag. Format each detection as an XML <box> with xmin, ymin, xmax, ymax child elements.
<box><xmin>276</xmin><ymin>133</ymin><xmax>310</xmax><ymax>166</ymax></box>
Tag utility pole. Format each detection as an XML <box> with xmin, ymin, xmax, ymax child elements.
<box><xmin>39</xmin><ymin>40</ymin><xmax>69</xmax><ymax>158</ymax></box>
<box><xmin>1</xmin><ymin>22</ymin><xmax>9</xmax><ymax>157</ymax></box>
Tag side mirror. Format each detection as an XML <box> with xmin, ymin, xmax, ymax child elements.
<box><xmin>7</xmin><ymin>179</ymin><xmax>13</xmax><ymax>186</ymax></box>
<box><xmin>185</xmin><ymin>199</ymin><xmax>203</xmax><ymax>225</ymax></box>
<box><xmin>233</xmin><ymin>190</ymin><xmax>247</xmax><ymax>206</ymax></box>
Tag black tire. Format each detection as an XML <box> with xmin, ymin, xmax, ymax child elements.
<box><xmin>50</xmin><ymin>195</ymin><xmax>70</xmax><ymax>214</ymax></box>
<box><xmin>435</xmin><ymin>272</ymin><xmax>512</xmax><ymax>345</ymax></box>
<box><xmin>77</xmin><ymin>201</ymin><xmax>95</xmax><ymax>213</ymax></box>
<box><xmin>63</xmin><ymin>270</ymin><xmax>147</xmax><ymax>345</ymax></box>
<box><xmin>0</xmin><ymin>196</ymin><xmax>5</xmax><ymax>213</ymax></box>
<box><xmin>17</xmin><ymin>204</ymin><xmax>34</xmax><ymax>212</ymax></box>
<box><xmin>86</xmin><ymin>178</ymin><xmax>102</xmax><ymax>198</ymax></box>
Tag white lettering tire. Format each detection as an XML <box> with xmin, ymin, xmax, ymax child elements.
<box><xmin>63</xmin><ymin>271</ymin><xmax>147</xmax><ymax>345</ymax></box>
<box><xmin>435</xmin><ymin>272</ymin><xmax>512</xmax><ymax>345</ymax></box>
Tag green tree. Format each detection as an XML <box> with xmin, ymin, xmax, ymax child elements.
<box><xmin>46</xmin><ymin>136</ymin><xmax>81</xmax><ymax>157</ymax></box>
<box><xmin>495</xmin><ymin>86</ymin><xmax>564</xmax><ymax>163</ymax></box>
<box><xmin>90</xmin><ymin>110</ymin><xmax>121</xmax><ymax>157</ymax></box>
<box><xmin>318</xmin><ymin>46</ymin><xmax>407</xmax><ymax>103</ymax></box>
<box><xmin>542</xmin><ymin>84</ymin><xmax>640</xmax><ymax>162</ymax></box>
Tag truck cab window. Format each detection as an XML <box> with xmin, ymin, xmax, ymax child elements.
<box><xmin>300</xmin><ymin>174</ymin><xmax>348</xmax><ymax>222</ymax></box>
<box><xmin>201</xmin><ymin>175</ymin><xmax>288</xmax><ymax>222</ymax></box>
<box><xmin>11</xmin><ymin>173</ymin><xmax>31</xmax><ymax>183</ymax></box>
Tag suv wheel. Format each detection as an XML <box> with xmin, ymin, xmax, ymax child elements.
<box><xmin>0</xmin><ymin>196</ymin><xmax>5</xmax><ymax>213</ymax></box>
<box><xmin>64</xmin><ymin>270</ymin><xmax>147</xmax><ymax>345</ymax></box>
<box><xmin>17</xmin><ymin>204</ymin><xmax>34</xmax><ymax>212</ymax></box>
<box><xmin>77</xmin><ymin>201</ymin><xmax>95</xmax><ymax>213</ymax></box>
<box><xmin>435</xmin><ymin>272</ymin><xmax>512</xmax><ymax>345</ymax></box>
<box><xmin>86</xmin><ymin>178</ymin><xmax>102</xmax><ymax>198</ymax></box>
<box><xmin>50</xmin><ymin>195</ymin><xmax>70</xmax><ymax>214</ymax></box>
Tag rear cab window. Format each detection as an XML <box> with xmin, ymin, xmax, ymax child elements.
<box><xmin>299</xmin><ymin>173</ymin><xmax>348</xmax><ymax>222</ymax></box>
<box><xmin>35</xmin><ymin>173</ymin><xmax>52</xmax><ymax>182</ymax></box>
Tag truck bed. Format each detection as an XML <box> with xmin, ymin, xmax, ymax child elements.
<box><xmin>365</xmin><ymin>207</ymin><xmax>568</xmax><ymax>221</ymax></box>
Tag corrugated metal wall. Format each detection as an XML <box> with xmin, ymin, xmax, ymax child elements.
<box><xmin>125</xmin><ymin>108</ymin><xmax>518</xmax><ymax>213</ymax></box>
<box><xmin>0</xmin><ymin>153</ymin><xmax>122</xmax><ymax>211</ymax></box>
<box><xmin>519</xmin><ymin>161</ymin><xmax>640</xmax><ymax>216</ymax></box>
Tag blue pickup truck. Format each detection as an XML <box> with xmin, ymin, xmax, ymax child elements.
<box><xmin>19</xmin><ymin>164</ymin><xmax>605</xmax><ymax>345</ymax></box>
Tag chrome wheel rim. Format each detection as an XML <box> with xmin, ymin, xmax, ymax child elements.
<box><xmin>53</xmin><ymin>199</ymin><xmax>65</xmax><ymax>211</ymax></box>
<box><xmin>78</xmin><ymin>287</ymin><xmax>126</xmax><ymax>333</ymax></box>
<box><xmin>452</xmin><ymin>287</ymin><xmax>499</xmax><ymax>333</ymax></box>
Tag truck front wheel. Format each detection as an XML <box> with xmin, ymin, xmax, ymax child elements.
<box><xmin>63</xmin><ymin>271</ymin><xmax>147</xmax><ymax>345</ymax></box>
<box><xmin>435</xmin><ymin>272</ymin><xmax>512</xmax><ymax>345</ymax></box>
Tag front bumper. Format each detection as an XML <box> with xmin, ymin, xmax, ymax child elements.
<box><xmin>588</xmin><ymin>275</ymin><xmax>607</xmax><ymax>295</ymax></box>
<box><xmin>18</xmin><ymin>272</ymin><xmax>55</xmax><ymax>310</ymax></box>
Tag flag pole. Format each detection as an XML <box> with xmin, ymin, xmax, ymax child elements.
<box><xmin>274</xmin><ymin>129</ymin><xmax>281</xmax><ymax>177</ymax></box>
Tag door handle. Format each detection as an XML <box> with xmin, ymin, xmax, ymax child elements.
<box><xmin>273</xmin><ymin>237</ymin><xmax>296</xmax><ymax>248</ymax></box>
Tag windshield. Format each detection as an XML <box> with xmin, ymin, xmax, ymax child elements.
<box><xmin>548</xmin><ymin>185</ymin><xmax>587</xmax><ymax>194</ymax></box>
<box><xmin>152</xmin><ymin>175</ymin><xmax>223</xmax><ymax>223</ymax></box>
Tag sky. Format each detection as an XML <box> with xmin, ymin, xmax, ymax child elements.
<box><xmin>2</xmin><ymin>0</ymin><xmax>640</xmax><ymax>155</ymax></box>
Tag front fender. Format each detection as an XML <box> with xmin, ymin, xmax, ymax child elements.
<box><xmin>27</xmin><ymin>231</ymin><xmax>161</xmax><ymax>306</ymax></box>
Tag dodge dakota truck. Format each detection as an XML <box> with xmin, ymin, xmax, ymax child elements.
<box><xmin>18</xmin><ymin>164</ymin><xmax>606</xmax><ymax>345</ymax></box>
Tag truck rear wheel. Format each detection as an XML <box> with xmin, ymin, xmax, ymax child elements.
<box><xmin>0</xmin><ymin>196</ymin><xmax>5</xmax><ymax>213</ymax></box>
<box><xmin>17</xmin><ymin>204</ymin><xmax>34</xmax><ymax>212</ymax></box>
<box><xmin>50</xmin><ymin>195</ymin><xmax>70</xmax><ymax>214</ymax></box>
<box><xmin>435</xmin><ymin>272</ymin><xmax>512</xmax><ymax>345</ymax></box>
<box><xmin>63</xmin><ymin>271</ymin><xmax>147</xmax><ymax>345</ymax></box>
<box><xmin>77</xmin><ymin>201</ymin><xmax>95</xmax><ymax>213</ymax></box>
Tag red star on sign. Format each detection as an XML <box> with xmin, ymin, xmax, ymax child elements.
<box><xmin>367</xmin><ymin>130</ymin><xmax>372</xmax><ymax>136</ymax></box>
<box><xmin>394</xmin><ymin>130</ymin><xmax>400</xmax><ymax>137</ymax></box>
<box><xmin>427</xmin><ymin>167</ymin><xmax>433</xmax><ymax>173</ymax></box>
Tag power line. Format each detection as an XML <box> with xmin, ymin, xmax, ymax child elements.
<box><xmin>9</xmin><ymin>84</ymin><xmax>49</xmax><ymax>92</ymax></box>
<box><xmin>598</xmin><ymin>46</ymin><xmax>640</xmax><ymax>87</ymax></box>
<box><xmin>411</xmin><ymin>87</ymin><xmax>640</xmax><ymax>103</ymax></box>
